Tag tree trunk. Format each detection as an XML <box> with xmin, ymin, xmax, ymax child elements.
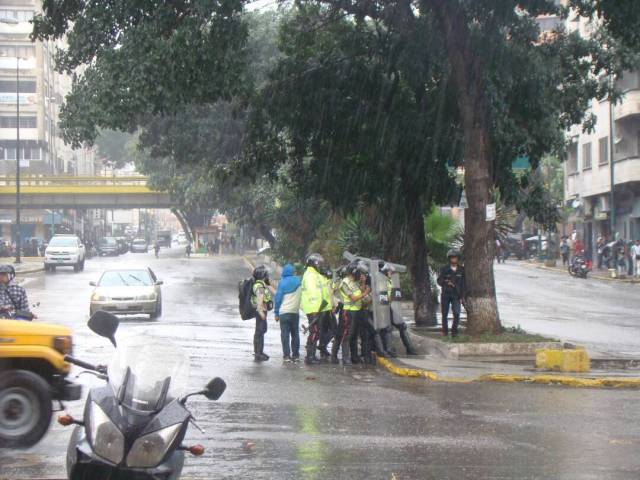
<box><xmin>406</xmin><ymin>191</ymin><xmax>437</xmax><ymax>326</ymax></box>
<box><xmin>432</xmin><ymin>0</ymin><xmax>501</xmax><ymax>334</ymax></box>
<box><xmin>257</xmin><ymin>223</ymin><xmax>276</xmax><ymax>248</ymax></box>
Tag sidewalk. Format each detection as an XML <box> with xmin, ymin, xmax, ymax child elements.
<box><xmin>520</xmin><ymin>258</ymin><xmax>640</xmax><ymax>283</ymax></box>
<box><xmin>10</xmin><ymin>257</ymin><xmax>43</xmax><ymax>275</ymax></box>
<box><xmin>377</xmin><ymin>354</ymin><xmax>640</xmax><ymax>388</ymax></box>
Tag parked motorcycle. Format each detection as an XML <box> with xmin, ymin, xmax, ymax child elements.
<box><xmin>58</xmin><ymin>311</ymin><xmax>226</xmax><ymax>480</ymax></box>
<box><xmin>568</xmin><ymin>255</ymin><xmax>591</xmax><ymax>279</ymax></box>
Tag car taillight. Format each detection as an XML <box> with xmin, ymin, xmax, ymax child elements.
<box><xmin>53</xmin><ymin>336</ymin><xmax>73</xmax><ymax>355</ymax></box>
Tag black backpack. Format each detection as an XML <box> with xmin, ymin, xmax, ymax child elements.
<box><xmin>238</xmin><ymin>277</ymin><xmax>256</xmax><ymax>320</ymax></box>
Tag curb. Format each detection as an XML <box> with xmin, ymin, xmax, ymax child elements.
<box><xmin>15</xmin><ymin>266</ymin><xmax>44</xmax><ymax>275</ymax></box>
<box><xmin>376</xmin><ymin>356</ymin><xmax>640</xmax><ymax>389</ymax></box>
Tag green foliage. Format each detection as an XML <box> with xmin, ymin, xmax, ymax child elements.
<box><xmin>32</xmin><ymin>0</ymin><xmax>249</xmax><ymax>147</ymax></box>
<box><xmin>336</xmin><ymin>212</ymin><xmax>383</xmax><ymax>260</ymax></box>
<box><xmin>424</xmin><ymin>208</ymin><xmax>462</xmax><ymax>268</ymax></box>
<box><xmin>95</xmin><ymin>130</ymin><xmax>137</xmax><ymax>169</ymax></box>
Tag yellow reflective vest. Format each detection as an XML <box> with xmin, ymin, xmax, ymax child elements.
<box><xmin>339</xmin><ymin>277</ymin><xmax>362</xmax><ymax>311</ymax></box>
<box><xmin>300</xmin><ymin>267</ymin><xmax>325</xmax><ymax>314</ymax></box>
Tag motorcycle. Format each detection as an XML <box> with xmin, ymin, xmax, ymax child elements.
<box><xmin>568</xmin><ymin>255</ymin><xmax>591</xmax><ymax>279</ymax></box>
<box><xmin>58</xmin><ymin>311</ymin><xmax>226</xmax><ymax>480</ymax></box>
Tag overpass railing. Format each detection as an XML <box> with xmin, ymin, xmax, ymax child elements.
<box><xmin>0</xmin><ymin>175</ymin><xmax>150</xmax><ymax>187</ymax></box>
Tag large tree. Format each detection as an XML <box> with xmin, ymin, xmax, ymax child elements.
<box><xmin>249</xmin><ymin>5</ymin><xmax>461</xmax><ymax>325</ymax></box>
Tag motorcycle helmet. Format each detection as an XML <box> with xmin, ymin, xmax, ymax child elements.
<box><xmin>252</xmin><ymin>265</ymin><xmax>269</xmax><ymax>281</ymax></box>
<box><xmin>0</xmin><ymin>264</ymin><xmax>15</xmax><ymax>281</ymax></box>
<box><xmin>305</xmin><ymin>253</ymin><xmax>325</xmax><ymax>270</ymax></box>
<box><xmin>322</xmin><ymin>266</ymin><xmax>333</xmax><ymax>279</ymax></box>
<box><xmin>447</xmin><ymin>249</ymin><xmax>461</xmax><ymax>259</ymax></box>
<box><xmin>336</xmin><ymin>265</ymin><xmax>348</xmax><ymax>278</ymax></box>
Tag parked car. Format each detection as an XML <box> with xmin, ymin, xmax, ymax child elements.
<box><xmin>89</xmin><ymin>268</ymin><xmax>163</xmax><ymax>318</ymax></box>
<box><xmin>44</xmin><ymin>235</ymin><xmax>86</xmax><ymax>272</ymax></box>
<box><xmin>98</xmin><ymin>237</ymin><xmax>119</xmax><ymax>256</ymax></box>
<box><xmin>130</xmin><ymin>238</ymin><xmax>149</xmax><ymax>253</ymax></box>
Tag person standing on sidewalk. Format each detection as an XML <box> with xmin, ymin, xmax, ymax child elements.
<box><xmin>560</xmin><ymin>237</ymin><xmax>570</xmax><ymax>266</ymax></box>
<box><xmin>251</xmin><ymin>265</ymin><xmax>276</xmax><ymax>362</ymax></box>
<box><xmin>437</xmin><ymin>250</ymin><xmax>465</xmax><ymax>337</ymax></box>
<box><xmin>340</xmin><ymin>262</ymin><xmax>370</xmax><ymax>365</ymax></box>
<box><xmin>632</xmin><ymin>239</ymin><xmax>640</xmax><ymax>278</ymax></box>
<box><xmin>274</xmin><ymin>264</ymin><xmax>302</xmax><ymax>362</ymax></box>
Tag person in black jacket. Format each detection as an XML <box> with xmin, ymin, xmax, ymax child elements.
<box><xmin>437</xmin><ymin>249</ymin><xmax>465</xmax><ymax>337</ymax></box>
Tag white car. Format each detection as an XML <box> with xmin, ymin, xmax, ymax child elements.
<box><xmin>89</xmin><ymin>268</ymin><xmax>163</xmax><ymax>318</ymax></box>
<box><xmin>44</xmin><ymin>235</ymin><xmax>86</xmax><ymax>272</ymax></box>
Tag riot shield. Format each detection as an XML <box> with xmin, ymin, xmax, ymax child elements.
<box><xmin>389</xmin><ymin>271</ymin><xmax>405</xmax><ymax>326</ymax></box>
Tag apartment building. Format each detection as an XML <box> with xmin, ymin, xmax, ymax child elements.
<box><xmin>0</xmin><ymin>0</ymin><xmax>96</xmax><ymax>175</ymax></box>
<box><xmin>563</xmin><ymin>13</ymin><xmax>640</xmax><ymax>253</ymax></box>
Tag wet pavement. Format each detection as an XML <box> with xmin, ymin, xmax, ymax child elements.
<box><xmin>495</xmin><ymin>262</ymin><xmax>640</xmax><ymax>357</ymax></box>
<box><xmin>1</xmin><ymin>252</ymin><xmax>640</xmax><ymax>479</ymax></box>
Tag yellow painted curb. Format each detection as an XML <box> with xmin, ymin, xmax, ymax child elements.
<box><xmin>376</xmin><ymin>356</ymin><xmax>640</xmax><ymax>389</ymax></box>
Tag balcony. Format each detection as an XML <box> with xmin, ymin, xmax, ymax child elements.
<box><xmin>614</xmin><ymin>89</ymin><xmax>640</xmax><ymax>120</ymax></box>
<box><xmin>614</xmin><ymin>156</ymin><xmax>640</xmax><ymax>186</ymax></box>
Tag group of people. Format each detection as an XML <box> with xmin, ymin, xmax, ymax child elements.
<box><xmin>248</xmin><ymin>249</ymin><xmax>467</xmax><ymax>364</ymax></box>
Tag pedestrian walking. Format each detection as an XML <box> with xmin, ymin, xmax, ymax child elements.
<box><xmin>495</xmin><ymin>238</ymin><xmax>503</xmax><ymax>264</ymax></box>
<box><xmin>632</xmin><ymin>240</ymin><xmax>640</xmax><ymax>277</ymax></box>
<box><xmin>185</xmin><ymin>243</ymin><xmax>192</xmax><ymax>258</ymax></box>
<box><xmin>274</xmin><ymin>264</ymin><xmax>302</xmax><ymax>362</ymax></box>
<box><xmin>437</xmin><ymin>249</ymin><xmax>465</xmax><ymax>337</ymax></box>
<box><xmin>560</xmin><ymin>237</ymin><xmax>570</xmax><ymax>266</ymax></box>
<box><xmin>596</xmin><ymin>236</ymin><xmax>604</xmax><ymax>269</ymax></box>
<box><xmin>300</xmin><ymin>253</ymin><xmax>328</xmax><ymax>364</ymax></box>
<box><xmin>153</xmin><ymin>241</ymin><xmax>160</xmax><ymax>258</ymax></box>
<box><xmin>251</xmin><ymin>265</ymin><xmax>275</xmax><ymax>362</ymax></box>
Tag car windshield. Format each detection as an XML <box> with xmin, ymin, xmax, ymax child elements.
<box><xmin>48</xmin><ymin>237</ymin><xmax>77</xmax><ymax>247</ymax></box>
<box><xmin>133</xmin><ymin>239</ymin><xmax>146</xmax><ymax>245</ymax></box>
<box><xmin>101</xmin><ymin>237</ymin><xmax>116</xmax><ymax>246</ymax></box>
<box><xmin>108</xmin><ymin>337</ymin><xmax>189</xmax><ymax>412</ymax></box>
<box><xmin>99</xmin><ymin>270</ymin><xmax>153</xmax><ymax>287</ymax></box>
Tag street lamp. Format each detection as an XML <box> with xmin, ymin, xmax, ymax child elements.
<box><xmin>1</xmin><ymin>17</ymin><xmax>23</xmax><ymax>263</ymax></box>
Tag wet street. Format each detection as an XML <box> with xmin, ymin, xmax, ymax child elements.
<box><xmin>1</xmin><ymin>251</ymin><xmax>640</xmax><ymax>479</ymax></box>
<box><xmin>495</xmin><ymin>262</ymin><xmax>640</xmax><ymax>357</ymax></box>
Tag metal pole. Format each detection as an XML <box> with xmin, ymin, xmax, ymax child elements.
<box><xmin>15</xmin><ymin>55</ymin><xmax>21</xmax><ymax>263</ymax></box>
<box><xmin>609</xmin><ymin>77</ymin><xmax>616</xmax><ymax>237</ymax></box>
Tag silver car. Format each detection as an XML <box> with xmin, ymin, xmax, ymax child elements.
<box><xmin>90</xmin><ymin>268</ymin><xmax>163</xmax><ymax>319</ymax></box>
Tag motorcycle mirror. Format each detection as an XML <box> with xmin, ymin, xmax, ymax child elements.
<box><xmin>88</xmin><ymin>311</ymin><xmax>119</xmax><ymax>347</ymax></box>
<box><xmin>204</xmin><ymin>377</ymin><xmax>226</xmax><ymax>401</ymax></box>
<box><xmin>155</xmin><ymin>280</ymin><xmax>164</xmax><ymax>286</ymax></box>
<box><xmin>89</xmin><ymin>281</ymin><xmax>96</xmax><ymax>286</ymax></box>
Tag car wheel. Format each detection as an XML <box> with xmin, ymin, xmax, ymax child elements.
<box><xmin>43</xmin><ymin>264</ymin><xmax>49</xmax><ymax>272</ymax></box>
<box><xmin>151</xmin><ymin>299</ymin><xmax>162</xmax><ymax>319</ymax></box>
<box><xmin>80</xmin><ymin>259</ymin><xmax>85</xmax><ymax>271</ymax></box>
<box><xmin>0</xmin><ymin>370</ymin><xmax>53</xmax><ymax>448</ymax></box>
<box><xmin>73</xmin><ymin>262</ymin><xmax>80</xmax><ymax>272</ymax></box>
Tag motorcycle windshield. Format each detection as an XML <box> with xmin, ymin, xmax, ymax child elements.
<box><xmin>108</xmin><ymin>337</ymin><xmax>190</xmax><ymax>412</ymax></box>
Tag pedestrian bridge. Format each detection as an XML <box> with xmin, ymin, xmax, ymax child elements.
<box><xmin>0</xmin><ymin>175</ymin><xmax>173</xmax><ymax>209</ymax></box>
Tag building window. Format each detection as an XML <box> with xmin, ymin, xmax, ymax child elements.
<box><xmin>0</xmin><ymin>45</ymin><xmax>36</xmax><ymax>59</ymax></box>
<box><xmin>582</xmin><ymin>142</ymin><xmax>592</xmax><ymax>169</ymax></box>
<box><xmin>0</xmin><ymin>79</ymin><xmax>36</xmax><ymax>93</ymax></box>
<box><xmin>637</xmin><ymin>130</ymin><xmax>640</xmax><ymax>156</ymax></box>
<box><xmin>567</xmin><ymin>142</ymin><xmax>578</xmax><ymax>173</ymax></box>
<box><xmin>599</xmin><ymin>137</ymin><xmax>609</xmax><ymax>165</ymax></box>
<box><xmin>0</xmin><ymin>10</ymin><xmax>34</xmax><ymax>23</ymax></box>
<box><xmin>0</xmin><ymin>116</ymin><xmax>37</xmax><ymax>128</ymax></box>
<box><xmin>5</xmin><ymin>148</ymin><xmax>15</xmax><ymax>160</ymax></box>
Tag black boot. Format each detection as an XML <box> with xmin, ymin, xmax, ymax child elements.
<box><xmin>330</xmin><ymin>341</ymin><xmax>340</xmax><ymax>364</ymax></box>
<box><xmin>373</xmin><ymin>333</ymin><xmax>388</xmax><ymax>358</ymax></box>
<box><xmin>399</xmin><ymin>326</ymin><xmax>418</xmax><ymax>355</ymax></box>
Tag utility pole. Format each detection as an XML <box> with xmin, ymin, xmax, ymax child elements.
<box><xmin>609</xmin><ymin>76</ymin><xmax>616</xmax><ymax>237</ymax></box>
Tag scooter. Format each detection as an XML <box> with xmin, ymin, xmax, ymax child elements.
<box><xmin>568</xmin><ymin>255</ymin><xmax>591</xmax><ymax>279</ymax></box>
<box><xmin>58</xmin><ymin>311</ymin><xmax>226</xmax><ymax>480</ymax></box>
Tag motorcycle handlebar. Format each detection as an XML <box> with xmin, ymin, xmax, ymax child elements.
<box><xmin>64</xmin><ymin>355</ymin><xmax>104</xmax><ymax>373</ymax></box>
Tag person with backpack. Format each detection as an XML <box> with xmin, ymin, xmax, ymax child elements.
<box><xmin>437</xmin><ymin>249</ymin><xmax>465</xmax><ymax>337</ymax></box>
<box><xmin>251</xmin><ymin>265</ymin><xmax>275</xmax><ymax>362</ymax></box>
<box><xmin>274</xmin><ymin>264</ymin><xmax>302</xmax><ymax>362</ymax></box>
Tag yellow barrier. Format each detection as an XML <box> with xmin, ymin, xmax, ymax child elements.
<box><xmin>535</xmin><ymin>348</ymin><xmax>590</xmax><ymax>373</ymax></box>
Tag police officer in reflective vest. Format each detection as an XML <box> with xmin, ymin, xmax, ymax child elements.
<box><xmin>301</xmin><ymin>253</ymin><xmax>328</xmax><ymax>364</ymax></box>
<box><xmin>379</xmin><ymin>262</ymin><xmax>418</xmax><ymax>355</ymax></box>
<box><xmin>437</xmin><ymin>249</ymin><xmax>465</xmax><ymax>337</ymax></box>
<box><xmin>318</xmin><ymin>266</ymin><xmax>337</xmax><ymax>362</ymax></box>
<box><xmin>340</xmin><ymin>261</ymin><xmax>370</xmax><ymax>364</ymax></box>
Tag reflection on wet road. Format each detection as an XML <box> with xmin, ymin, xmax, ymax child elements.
<box><xmin>1</xmin><ymin>252</ymin><xmax>639</xmax><ymax>479</ymax></box>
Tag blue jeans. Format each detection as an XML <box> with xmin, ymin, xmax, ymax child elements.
<box><xmin>279</xmin><ymin>313</ymin><xmax>300</xmax><ymax>358</ymax></box>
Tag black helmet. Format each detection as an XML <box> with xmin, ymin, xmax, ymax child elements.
<box><xmin>305</xmin><ymin>253</ymin><xmax>325</xmax><ymax>269</ymax></box>
<box><xmin>252</xmin><ymin>265</ymin><xmax>269</xmax><ymax>281</ymax></box>
<box><xmin>336</xmin><ymin>265</ymin><xmax>348</xmax><ymax>278</ymax></box>
<box><xmin>0</xmin><ymin>264</ymin><xmax>15</xmax><ymax>280</ymax></box>
<box><xmin>380</xmin><ymin>262</ymin><xmax>395</xmax><ymax>275</ymax></box>
<box><xmin>447</xmin><ymin>249</ymin><xmax>461</xmax><ymax>259</ymax></box>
